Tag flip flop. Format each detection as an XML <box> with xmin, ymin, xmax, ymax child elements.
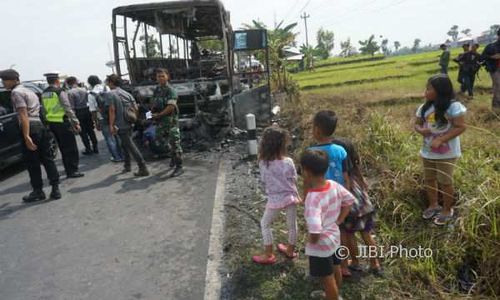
<box><xmin>348</xmin><ymin>264</ymin><xmax>364</xmax><ymax>272</ymax></box>
<box><xmin>433</xmin><ymin>210</ymin><xmax>454</xmax><ymax>226</ymax></box>
<box><xmin>369</xmin><ymin>267</ymin><xmax>385</xmax><ymax>277</ymax></box>
<box><xmin>277</xmin><ymin>243</ymin><xmax>298</xmax><ymax>259</ymax></box>
<box><xmin>252</xmin><ymin>254</ymin><xmax>277</xmax><ymax>265</ymax></box>
<box><xmin>422</xmin><ymin>206</ymin><xmax>442</xmax><ymax>220</ymax></box>
<box><xmin>341</xmin><ymin>267</ymin><xmax>352</xmax><ymax>277</ymax></box>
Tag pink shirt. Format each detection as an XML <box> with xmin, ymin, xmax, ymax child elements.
<box><xmin>259</xmin><ymin>157</ymin><xmax>300</xmax><ymax>209</ymax></box>
<box><xmin>305</xmin><ymin>180</ymin><xmax>355</xmax><ymax>257</ymax></box>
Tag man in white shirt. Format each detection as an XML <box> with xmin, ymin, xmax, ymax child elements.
<box><xmin>87</xmin><ymin>75</ymin><xmax>123</xmax><ymax>162</ymax></box>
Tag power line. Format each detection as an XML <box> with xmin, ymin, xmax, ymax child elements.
<box><xmin>297</xmin><ymin>0</ymin><xmax>313</xmax><ymax>16</ymax></box>
<box><xmin>283</xmin><ymin>0</ymin><xmax>301</xmax><ymax>23</ymax></box>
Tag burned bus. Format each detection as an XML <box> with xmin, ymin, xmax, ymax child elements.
<box><xmin>111</xmin><ymin>0</ymin><xmax>271</xmax><ymax>139</ymax></box>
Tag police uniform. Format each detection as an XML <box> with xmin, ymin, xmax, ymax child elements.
<box><xmin>68</xmin><ymin>84</ymin><xmax>98</xmax><ymax>154</ymax></box>
<box><xmin>42</xmin><ymin>72</ymin><xmax>84</xmax><ymax>178</ymax></box>
<box><xmin>0</xmin><ymin>69</ymin><xmax>60</xmax><ymax>202</ymax></box>
<box><xmin>152</xmin><ymin>84</ymin><xmax>183</xmax><ymax>170</ymax></box>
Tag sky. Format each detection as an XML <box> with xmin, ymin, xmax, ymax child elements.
<box><xmin>0</xmin><ymin>0</ymin><xmax>498</xmax><ymax>81</ymax></box>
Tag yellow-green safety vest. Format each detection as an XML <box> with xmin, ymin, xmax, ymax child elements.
<box><xmin>42</xmin><ymin>91</ymin><xmax>65</xmax><ymax>123</ymax></box>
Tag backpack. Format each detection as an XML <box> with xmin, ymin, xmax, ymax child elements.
<box><xmin>116</xmin><ymin>89</ymin><xmax>138</xmax><ymax>124</ymax></box>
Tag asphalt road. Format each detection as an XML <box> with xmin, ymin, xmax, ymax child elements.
<box><xmin>0</xmin><ymin>143</ymin><xmax>220</xmax><ymax>300</ymax></box>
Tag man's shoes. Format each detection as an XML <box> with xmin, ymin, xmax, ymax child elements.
<box><xmin>93</xmin><ymin>147</ymin><xmax>99</xmax><ymax>154</ymax></box>
<box><xmin>50</xmin><ymin>186</ymin><xmax>62</xmax><ymax>200</ymax></box>
<box><xmin>22</xmin><ymin>190</ymin><xmax>46</xmax><ymax>203</ymax></box>
<box><xmin>82</xmin><ymin>150</ymin><xmax>94</xmax><ymax>156</ymax></box>
<box><xmin>110</xmin><ymin>158</ymin><xmax>124</xmax><ymax>163</ymax></box>
<box><xmin>169</xmin><ymin>159</ymin><xmax>175</xmax><ymax>168</ymax></box>
<box><xmin>134</xmin><ymin>167</ymin><xmax>150</xmax><ymax>177</ymax></box>
<box><xmin>122</xmin><ymin>166</ymin><xmax>132</xmax><ymax>173</ymax></box>
<box><xmin>67</xmin><ymin>172</ymin><xmax>85</xmax><ymax>178</ymax></box>
<box><xmin>171</xmin><ymin>166</ymin><xmax>184</xmax><ymax>177</ymax></box>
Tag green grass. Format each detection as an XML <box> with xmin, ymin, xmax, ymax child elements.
<box><xmin>225</xmin><ymin>49</ymin><xmax>499</xmax><ymax>299</ymax></box>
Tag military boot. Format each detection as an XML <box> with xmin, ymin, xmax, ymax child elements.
<box><xmin>22</xmin><ymin>190</ymin><xmax>46</xmax><ymax>203</ymax></box>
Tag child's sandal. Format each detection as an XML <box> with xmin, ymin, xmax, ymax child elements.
<box><xmin>341</xmin><ymin>268</ymin><xmax>352</xmax><ymax>277</ymax></box>
<box><xmin>348</xmin><ymin>264</ymin><xmax>364</xmax><ymax>272</ymax></box>
<box><xmin>277</xmin><ymin>243</ymin><xmax>298</xmax><ymax>259</ymax></box>
<box><xmin>252</xmin><ymin>254</ymin><xmax>277</xmax><ymax>265</ymax></box>
<box><xmin>422</xmin><ymin>206</ymin><xmax>442</xmax><ymax>220</ymax></box>
<box><xmin>433</xmin><ymin>211</ymin><xmax>454</xmax><ymax>226</ymax></box>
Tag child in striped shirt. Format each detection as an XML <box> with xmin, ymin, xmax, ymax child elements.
<box><xmin>301</xmin><ymin>149</ymin><xmax>354</xmax><ymax>300</ymax></box>
<box><xmin>252</xmin><ymin>126</ymin><xmax>301</xmax><ymax>265</ymax></box>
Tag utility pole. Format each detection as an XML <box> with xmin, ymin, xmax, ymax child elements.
<box><xmin>300</xmin><ymin>12</ymin><xmax>310</xmax><ymax>47</ymax></box>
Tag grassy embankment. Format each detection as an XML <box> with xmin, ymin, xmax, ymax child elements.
<box><xmin>225</xmin><ymin>49</ymin><xmax>499</xmax><ymax>299</ymax></box>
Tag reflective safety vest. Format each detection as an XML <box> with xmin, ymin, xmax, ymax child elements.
<box><xmin>42</xmin><ymin>91</ymin><xmax>65</xmax><ymax>123</ymax></box>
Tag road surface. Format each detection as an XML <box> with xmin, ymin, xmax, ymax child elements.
<box><xmin>0</xmin><ymin>145</ymin><xmax>220</xmax><ymax>300</ymax></box>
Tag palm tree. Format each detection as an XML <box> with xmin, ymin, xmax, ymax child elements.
<box><xmin>394</xmin><ymin>41</ymin><xmax>401</xmax><ymax>52</ymax></box>
<box><xmin>340</xmin><ymin>38</ymin><xmax>355</xmax><ymax>57</ymax></box>
<box><xmin>359</xmin><ymin>35</ymin><xmax>380</xmax><ymax>56</ymax></box>
<box><xmin>300</xmin><ymin>44</ymin><xmax>315</xmax><ymax>71</ymax></box>
<box><xmin>242</xmin><ymin>20</ymin><xmax>298</xmax><ymax>92</ymax></box>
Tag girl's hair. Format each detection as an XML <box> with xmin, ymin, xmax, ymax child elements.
<box><xmin>421</xmin><ymin>74</ymin><xmax>455</xmax><ymax>125</ymax></box>
<box><xmin>258</xmin><ymin>126</ymin><xmax>289</xmax><ymax>165</ymax></box>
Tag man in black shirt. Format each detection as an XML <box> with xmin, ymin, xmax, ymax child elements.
<box><xmin>481</xmin><ymin>29</ymin><xmax>500</xmax><ymax>109</ymax></box>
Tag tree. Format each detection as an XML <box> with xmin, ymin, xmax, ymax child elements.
<box><xmin>393</xmin><ymin>41</ymin><xmax>401</xmax><ymax>52</ymax></box>
<box><xmin>242</xmin><ymin>20</ymin><xmax>298</xmax><ymax>92</ymax></box>
<box><xmin>139</xmin><ymin>34</ymin><xmax>161</xmax><ymax>58</ymax></box>
<box><xmin>447</xmin><ymin>25</ymin><xmax>459</xmax><ymax>42</ymax></box>
<box><xmin>381</xmin><ymin>39</ymin><xmax>390</xmax><ymax>56</ymax></box>
<box><xmin>358</xmin><ymin>35</ymin><xmax>380</xmax><ymax>56</ymax></box>
<box><xmin>300</xmin><ymin>44</ymin><xmax>315</xmax><ymax>70</ymax></box>
<box><xmin>490</xmin><ymin>24</ymin><xmax>500</xmax><ymax>36</ymax></box>
<box><xmin>315</xmin><ymin>28</ymin><xmax>334</xmax><ymax>60</ymax></box>
<box><xmin>340</xmin><ymin>38</ymin><xmax>356</xmax><ymax>57</ymax></box>
<box><xmin>461</xmin><ymin>28</ymin><xmax>471</xmax><ymax>37</ymax></box>
<box><xmin>199</xmin><ymin>40</ymin><xmax>224</xmax><ymax>51</ymax></box>
<box><xmin>412</xmin><ymin>38</ymin><xmax>421</xmax><ymax>53</ymax></box>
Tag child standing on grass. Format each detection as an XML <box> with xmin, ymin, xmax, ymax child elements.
<box><xmin>337</xmin><ymin>143</ymin><xmax>382</xmax><ymax>277</ymax></box>
<box><xmin>252</xmin><ymin>126</ymin><xmax>301</xmax><ymax>265</ymax></box>
<box><xmin>301</xmin><ymin>150</ymin><xmax>354</xmax><ymax>300</ymax></box>
<box><xmin>308</xmin><ymin>111</ymin><xmax>350</xmax><ymax>189</ymax></box>
<box><xmin>414</xmin><ymin>74</ymin><xmax>467</xmax><ymax>226</ymax></box>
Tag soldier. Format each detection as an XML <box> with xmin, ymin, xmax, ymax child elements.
<box><xmin>66</xmin><ymin>76</ymin><xmax>98</xmax><ymax>155</ymax></box>
<box><xmin>151</xmin><ymin>68</ymin><xmax>183</xmax><ymax>177</ymax></box>
<box><xmin>0</xmin><ymin>69</ymin><xmax>60</xmax><ymax>202</ymax></box>
<box><xmin>42</xmin><ymin>72</ymin><xmax>84</xmax><ymax>178</ymax></box>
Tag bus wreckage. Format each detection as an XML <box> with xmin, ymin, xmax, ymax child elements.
<box><xmin>111</xmin><ymin>0</ymin><xmax>272</xmax><ymax>143</ymax></box>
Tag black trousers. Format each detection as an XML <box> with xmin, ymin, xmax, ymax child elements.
<box><xmin>75</xmin><ymin>108</ymin><xmax>98</xmax><ymax>151</ymax></box>
<box><xmin>118</xmin><ymin>129</ymin><xmax>146</xmax><ymax>169</ymax></box>
<box><xmin>49</xmin><ymin>122</ymin><xmax>80</xmax><ymax>175</ymax></box>
<box><xmin>22</xmin><ymin>122</ymin><xmax>60</xmax><ymax>190</ymax></box>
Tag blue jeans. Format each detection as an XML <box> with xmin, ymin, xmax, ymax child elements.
<box><xmin>100</xmin><ymin>119</ymin><xmax>123</xmax><ymax>161</ymax></box>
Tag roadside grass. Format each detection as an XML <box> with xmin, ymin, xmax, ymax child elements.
<box><xmin>223</xmin><ymin>49</ymin><xmax>499</xmax><ymax>299</ymax></box>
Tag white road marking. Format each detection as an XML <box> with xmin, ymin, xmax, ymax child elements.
<box><xmin>204</xmin><ymin>159</ymin><xmax>226</xmax><ymax>300</ymax></box>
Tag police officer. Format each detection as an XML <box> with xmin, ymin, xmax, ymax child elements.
<box><xmin>0</xmin><ymin>69</ymin><xmax>61</xmax><ymax>202</ymax></box>
<box><xmin>66</xmin><ymin>76</ymin><xmax>99</xmax><ymax>155</ymax></box>
<box><xmin>42</xmin><ymin>72</ymin><xmax>84</xmax><ymax>178</ymax></box>
<box><xmin>151</xmin><ymin>68</ymin><xmax>183</xmax><ymax>177</ymax></box>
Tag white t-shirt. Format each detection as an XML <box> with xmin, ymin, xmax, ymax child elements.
<box><xmin>87</xmin><ymin>84</ymin><xmax>108</xmax><ymax>113</ymax></box>
<box><xmin>415</xmin><ymin>101</ymin><xmax>467</xmax><ymax>160</ymax></box>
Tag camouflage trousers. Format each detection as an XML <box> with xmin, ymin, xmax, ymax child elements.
<box><xmin>156</xmin><ymin>123</ymin><xmax>182</xmax><ymax>160</ymax></box>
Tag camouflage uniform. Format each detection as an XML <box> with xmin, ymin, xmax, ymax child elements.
<box><xmin>152</xmin><ymin>84</ymin><xmax>182</xmax><ymax>166</ymax></box>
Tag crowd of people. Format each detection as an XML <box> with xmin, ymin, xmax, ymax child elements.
<box><xmin>0</xmin><ymin>68</ymin><xmax>183</xmax><ymax>203</ymax></box>
<box><xmin>439</xmin><ymin>28</ymin><xmax>500</xmax><ymax>108</ymax></box>
<box><xmin>251</xmin><ymin>72</ymin><xmax>469</xmax><ymax>299</ymax></box>
<box><xmin>1</xmin><ymin>29</ymin><xmax>498</xmax><ymax>300</ymax></box>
